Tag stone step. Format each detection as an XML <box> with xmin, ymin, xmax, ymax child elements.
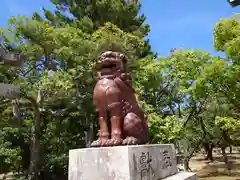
<box><xmin>163</xmin><ymin>172</ymin><xmax>197</xmax><ymax>180</ymax></box>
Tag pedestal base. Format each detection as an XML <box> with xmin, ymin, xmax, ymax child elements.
<box><xmin>68</xmin><ymin>144</ymin><xmax>197</xmax><ymax>180</ymax></box>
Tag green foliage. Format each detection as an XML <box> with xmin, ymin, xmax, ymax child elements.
<box><xmin>93</xmin><ymin>22</ymin><xmax>145</xmax><ymax>62</ymax></box>
<box><xmin>38</xmin><ymin>0</ymin><xmax>153</xmax><ymax>58</ymax></box>
<box><xmin>214</xmin><ymin>14</ymin><xmax>240</xmax><ymax>61</ymax></box>
<box><xmin>48</xmin><ymin>0</ymin><xmax>150</xmax><ymax>36</ymax></box>
<box><xmin>0</xmin><ymin>127</ymin><xmax>28</xmax><ymax>173</ymax></box>
<box><xmin>213</xmin><ymin>14</ymin><xmax>240</xmax><ymax>118</ymax></box>
<box><xmin>215</xmin><ymin>116</ymin><xmax>240</xmax><ymax>131</ymax></box>
<box><xmin>148</xmin><ymin>114</ymin><xmax>182</xmax><ymax>144</ymax></box>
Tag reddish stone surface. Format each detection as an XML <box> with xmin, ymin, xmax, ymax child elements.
<box><xmin>91</xmin><ymin>51</ymin><xmax>149</xmax><ymax>147</ymax></box>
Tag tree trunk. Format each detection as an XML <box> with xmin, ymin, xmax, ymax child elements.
<box><xmin>84</xmin><ymin>112</ymin><xmax>95</xmax><ymax>148</ymax></box>
<box><xmin>206</xmin><ymin>145</ymin><xmax>214</xmax><ymax>161</ymax></box>
<box><xmin>183</xmin><ymin>156</ymin><xmax>191</xmax><ymax>171</ymax></box>
<box><xmin>182</xmin><ymin>133</ymin><xmax>206</xmax><ymax>172</ymax></box>
<box><xmin>221</xmin><ymin>130</ymin><xmax>232</xmax><ymax>175</ymax></box>
<box><xmin>28</xmin><ymin>104</ymin><xmax>41</xmax><ymax>180</ymax></box>
<box><xmin>203</xmin><ymin>142</ymin><xmax>214</xmax><ymax>161</ymax></box>
<box><xmin>85</xmin><ymin>123</ymin><xmax>94</xmax><ymax>148</ymax></box>
<box><xmin>221</xmin><ymin>146</ymin><xmax>231</xmax><ymax>176</ymax></box>
<box><xmin>229</xmin><ymin>145</ymin><xmax>232</xmax><ymax>154</ymax></box>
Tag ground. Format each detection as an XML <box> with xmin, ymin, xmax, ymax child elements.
<box><xmin>190</xmin><ymin>147</ymin><xmax>240</xmax><ymax>180</ymax></box>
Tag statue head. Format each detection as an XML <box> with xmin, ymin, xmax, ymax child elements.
<box><xmin>96</xmin><ymin>51</ymin><xmax>127</xmax><ymax>78</ymax></box>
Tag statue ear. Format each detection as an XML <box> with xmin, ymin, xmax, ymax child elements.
<box><xmin>120</xmin><ymin>73</ymin><xmax>126</xmax><ymax>80</ymax></box>
<box><xmin>96</xmin><ymin>72</ymin><xmax>101</xmax><ymax>80</ymax></box>
<box><xmin>120</xmin><ymin>54</ymin><xmax>127</xmax><ymax>63</ymax></box>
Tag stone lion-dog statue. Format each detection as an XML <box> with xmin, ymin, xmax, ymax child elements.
<box><xmin>91</xmin><ymin>51</ymin><xmax>149</xmax><ymax>147</ymax></box>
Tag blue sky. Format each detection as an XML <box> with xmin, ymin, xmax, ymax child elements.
<box><xmin>0</xmin><ymin>0</ymin><xmax>239</xmax><ymax>56</ymax></box>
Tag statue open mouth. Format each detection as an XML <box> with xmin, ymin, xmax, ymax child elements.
<box><xmin>96</xmin><ymin>54</ymin><xmax>122</xmax><ymax>76</ymax></box>
<box><xmin>101</xmin><ymin>60</ymin><xmax>117</xmax><ymax>69</ymax></box>
<box><xmin>97</xmin><ymin>61</ymin><xmax>117</xmax><ymax>75</ymax></box>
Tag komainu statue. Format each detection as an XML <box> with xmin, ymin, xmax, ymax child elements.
<box><xmin>91</xmin><ymin>51</ymin><xmax>149</xmax><ymax>147</ymax></box>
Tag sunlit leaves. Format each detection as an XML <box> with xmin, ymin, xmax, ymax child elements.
<box><xmin>40</xmin><ymin>70</ymin><xmax>73</xmax><ymax>93</ymax></box>
<box><xmin>0</xmin><ymin>127</ymin><xmax>26</xmax><ymax>171</ymax></box>
<box><xmin>213</xmin><ymin>14</ymin><xmax>240</xmax><ymax>119</ymax></box>
<box><xmin>148</xmin><ymin>113</ymin><xmax>182</xmax><ymax>143</ymax></box>
<box><xmin>214</xmin><ymin>15</ymin><xmax>240</xmax><ymax>54</ymax></box>
<box><xmin>215</xmin><ymin>116</ymin><xmax>240</xmax><ymax>131</ymax></box>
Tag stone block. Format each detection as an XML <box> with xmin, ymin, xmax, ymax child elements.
<box><xmin>68</xmin><ymin>144</ymin><xmax>178</xmax><ymax>180</ymax></box>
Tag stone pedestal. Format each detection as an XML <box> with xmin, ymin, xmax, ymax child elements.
<box><xmin>68</xmin><ymin>144</ymin><xmax>197</xmax><ymax>180</ymax></box>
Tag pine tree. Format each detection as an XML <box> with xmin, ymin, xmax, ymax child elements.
<box><xmin>32</xmin><ymin>0</ymin><xmax>153</xmax><ymax>57</ymax></box>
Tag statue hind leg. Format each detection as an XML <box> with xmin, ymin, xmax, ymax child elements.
<box><xmin>123</xmin><ymin>112</ymin><xmax>149</xmax><ymax>145</ymax></box>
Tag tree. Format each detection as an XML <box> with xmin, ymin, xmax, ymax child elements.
<box><xmin>32</xmin><ymin>0</ymin><xmax>153</xmax><ymax>58</ymax></box>
<box><xmin>45</xmin><ymin>0</ymin><xmax>149</xmax><ymax>34</ymax></box>
<box><xmin>211</xmin><ymin>14</ymin><xmax>240</xmax><ymax>174</ymax></box>
<box><xmin>144</xmin><ymin>48</ymin><xmax>238</xmax><ymax>171</ymax></box>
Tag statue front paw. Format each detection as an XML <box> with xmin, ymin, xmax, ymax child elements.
<box><xmin>90</xmin><ymin>138</ymin><xmax>110</xmax><ymax>147</ymax></box>
<box><xmin>108</xmin><ymin>137</ymin><xmax>123</xmax><ymax>146</ymax></box>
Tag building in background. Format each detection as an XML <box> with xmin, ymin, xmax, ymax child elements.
<box><xmin>0</xmin><ymin>48</ymin><xmax>25</xmax><ymax>122</ymax></box>
<box><xmin>0</xmin><ymin>47</ymin><xmax>24</xmax><ymax>99</ymax></box>
<box><xmin>228</xmin><ymin>0</ymin><xmax>240</xmax><ymax>7</ymax></box>
<box><xmin>0</xmin><ymin>47</ymin><xmax>24</xmax><ymax>67</ymax></box>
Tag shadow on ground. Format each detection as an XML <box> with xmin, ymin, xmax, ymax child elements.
<box><xmin>190</xmin><ymin>149</ymin><xmax>240</xmax><ymax>179</ymax></box>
